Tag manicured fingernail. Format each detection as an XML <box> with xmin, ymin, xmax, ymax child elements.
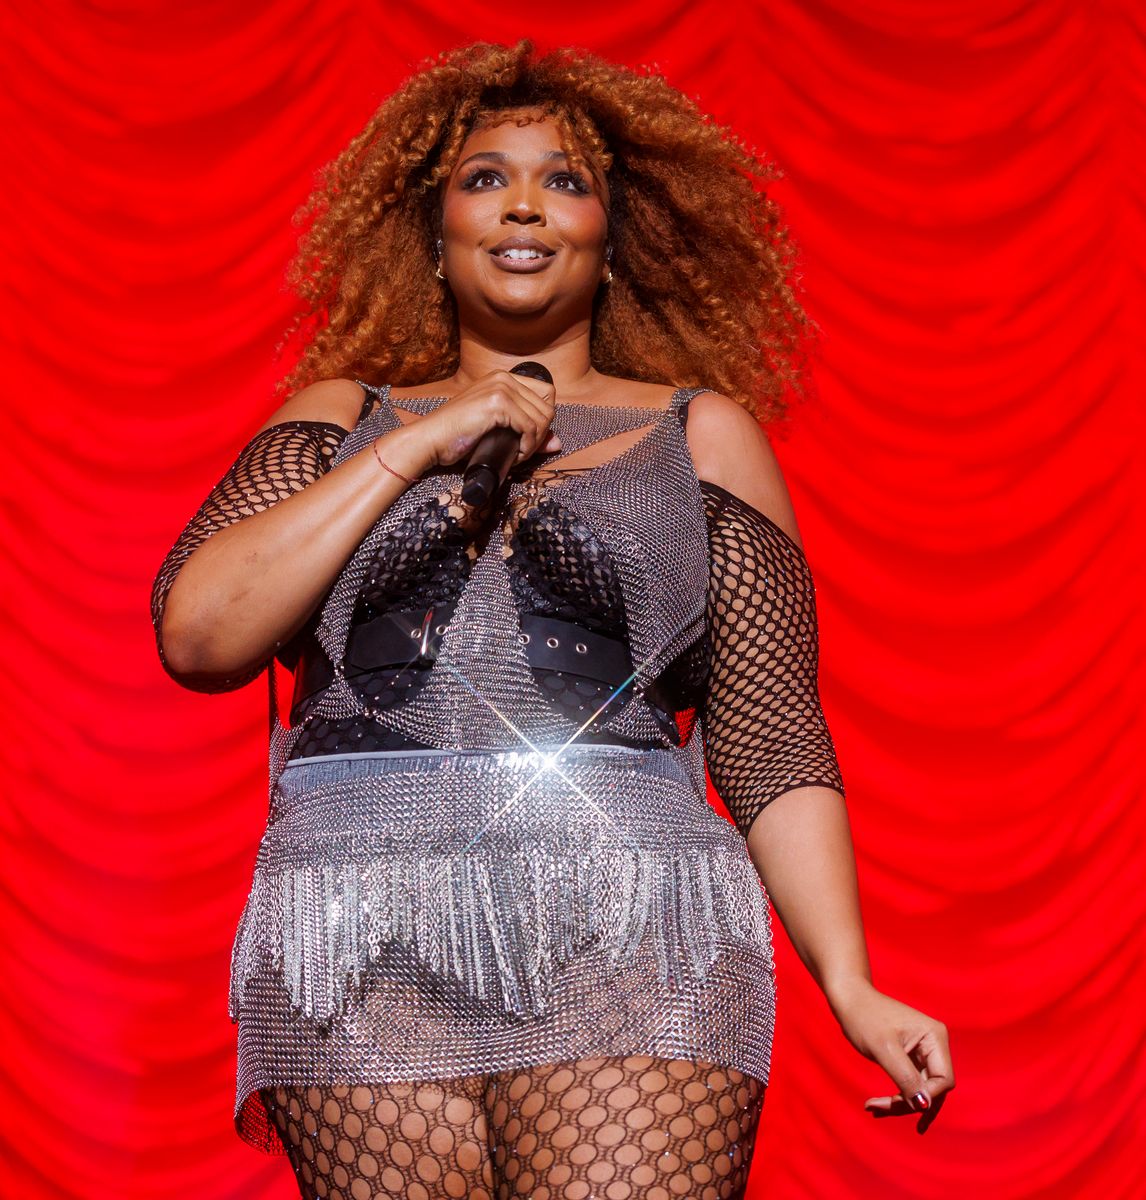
<box><xmin>910</xmin><ymin>1091</ymin><xmax>930</xmax><ymax>1111</ymax></box>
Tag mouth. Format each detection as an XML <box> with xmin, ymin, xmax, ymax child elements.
<box><xmin>488</xmin><ymin>237</ymin><xmax>557</xmax><ymax>273</ymax></box>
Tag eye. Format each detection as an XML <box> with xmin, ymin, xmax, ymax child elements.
<box><xmin>460</xmin><ymin>168</ymin><xmax>503</xmax><ymax>190</ymax></box>
<box><xmin>549</xmin><ymin>171</ymin><xmax>591</xmax><ymax>194</ymax></box>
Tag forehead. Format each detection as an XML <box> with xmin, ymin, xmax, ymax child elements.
<box><xmin>456</xmin><ymin>112</ymin><xmax>567</xmax><ymax>162</ymax></box>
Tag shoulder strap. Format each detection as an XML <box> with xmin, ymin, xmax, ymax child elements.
<box><xmin>672</xmin><ymin>385</ymin><xmax>713</xmax><ymax>430</ymax></box>
<box><xmin>354</xmin><ymin>380</ymin><xmax>387</xmax><ymax>425</ymax></box>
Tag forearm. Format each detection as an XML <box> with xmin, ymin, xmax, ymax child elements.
<box><xmin>745</xmin><ymin>785</ymin><xmax>873</xmax><ymax>1012</ymax></box>
<box><xmin>160</xmin><ymin>421</ymin><xmax>429</xmax><ymax>682</ymax></box>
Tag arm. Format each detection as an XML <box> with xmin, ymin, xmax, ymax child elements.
<box><xmin>153</xmin><ymin>371</ymin><xmax>563</xmax><ymax>692</ymax></box>
<box><xmin>687</xmin><ymin>392</ymin><xmax>954</xmax><ymax>1131</ymax></box>
<box><xmin>152</xmin><ymin>378</ymin><xmax>429</xmax><ymax>691</ymax></box>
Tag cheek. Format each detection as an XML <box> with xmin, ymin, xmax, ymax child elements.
<box><xmin>558</xmin><ymin>203</ymin><xmax>609</xmax><ymax>249</ymax></box>
<box><xmin>440</xmin><ymin>194</ymin><xmax>485</xmax><ymax>243</ymax></box>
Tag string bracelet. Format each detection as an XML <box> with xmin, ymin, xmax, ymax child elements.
<box><xmin>372</xmin><ymin>439</ymin><xmax>419</xmax><ymax>487</ymax></box>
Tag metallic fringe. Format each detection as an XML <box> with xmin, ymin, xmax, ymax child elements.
<box><xmin>228</xmin><ymin>844</ymin><xmax>769</xmax><ymax>1025</ymax></box>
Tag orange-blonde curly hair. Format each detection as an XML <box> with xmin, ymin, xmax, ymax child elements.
<box><xmin>279</xmin><ymin>39</ymin><xmax>811</xmax><ymax>421</ymax></box>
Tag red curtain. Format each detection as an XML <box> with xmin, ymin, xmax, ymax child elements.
<box><xmin>3</xmin><ymin>3</ymin><xmax>1142</xmax><ymax>1197</ymax></box>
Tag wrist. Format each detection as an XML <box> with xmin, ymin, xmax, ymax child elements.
<box><xmin>377</xmin><ymin>420</ymin><xmax>436</xmax><ymax>480</ymax></box>
<box><xmin>822</xmin><ymin>971</ymin><xmax>876</xmax><ymax>1015</ymax></box>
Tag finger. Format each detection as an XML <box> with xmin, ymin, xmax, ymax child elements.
<box><xmin>500</xmin><ymin>368</ymin><xmax>556</xmax><ymax>404</ymax></box>
<box><xmin>863</xmin><ymin>1094</ymin><xmax>912</xmax><ymax>1117</ymax></box>
<box><xmin>912</xmin><ymin>1027</ymin><xmax>955</xmax><ymax>1096</ymax></box>
<box><xmin>506</xmin><ymin>387</ymin><xmax>559</xmax><ymax>457</ymax></box>
<box><xmin>482</xmin><ymin>390</ymin><xmax>547</xmax><ymax>459</ymax></box>
<box><xmin>916</xmin><ymin>1089</ymin><xmax>947</xmax><ymax>1135</ymax></box>
<box><xmin>873</xmin><ymin>1040</ymin><xmax>932</xmax><ymax>1114</ymax></box>
<box><xmin>490</xmin><ymin>371</ymin><xmax>557</xmax><ymax>427</ymax></box>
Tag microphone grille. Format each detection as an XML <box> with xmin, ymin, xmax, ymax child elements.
<box><xmin>509</xmin><ymin>361</ymin><xmax>554</xmax><ymax>386</ymax></box>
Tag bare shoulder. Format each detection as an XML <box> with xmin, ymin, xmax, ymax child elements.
<box><xmin>254</xmin><ymin>378</ymin><xmax>367</xmax><ymax>436</ymax></box>
<box><xmin>685</xmin><ymin>390</ymin><xmax>803</xmax><ymax>547</ymax></box>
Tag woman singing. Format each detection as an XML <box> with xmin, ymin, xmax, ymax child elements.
<box><xmin>152</xmin><ymin>39</ymin><xmax>953</xmax><ymax>1200</ymax></box>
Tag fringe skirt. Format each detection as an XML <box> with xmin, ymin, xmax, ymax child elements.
<box><xmin>228</xmin><ymin>744</ymin><xmax>777</xmax><ymax>1152</ymax></box>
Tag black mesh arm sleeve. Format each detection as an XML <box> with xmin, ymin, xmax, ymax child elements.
<box><xmin>700</xmin><ymin>480</ymin><xmax>845</xmax><ymax>837</ymax></box>
<box><xmin>150</xmin><ymin>420</ymin><xmax>350</xmax><ymax>691</ymax></box>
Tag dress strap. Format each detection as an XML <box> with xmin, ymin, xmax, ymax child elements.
<box><xmin>671</xmin><ymin>385</ymin><xmax>713</xmax><ymax>430</ymax></box>
<box><xmin>353</xmin><ymin>379</ymin><xmax>392</xmax><ymax>424</ymax></box>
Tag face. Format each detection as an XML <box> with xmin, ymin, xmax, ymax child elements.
<box><xmin>439</xmin><ymin>111</ymin><xmax>610</xmax><ymax>326</ymax></box>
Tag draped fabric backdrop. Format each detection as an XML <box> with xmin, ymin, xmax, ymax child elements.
<box><xmin>2</xmin><ymin>2</ymin><xmax>1142</xmax><ymax>1198</ymax></box>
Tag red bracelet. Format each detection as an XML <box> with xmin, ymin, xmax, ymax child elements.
<box><xmin>372</xmin><ymin>439</ymin><xmax>418</xmax><ymax>487</ymax></box>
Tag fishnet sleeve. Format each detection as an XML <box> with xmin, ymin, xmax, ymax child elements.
<box><xmin>150</xmin><ymin>420</ymin><xmax>350</xmax><ymax>691</ymax></box>
<box><xmin>700</xmin><ymin>480</ymin><xmax>845</xmax><ymax>837</ymax></box>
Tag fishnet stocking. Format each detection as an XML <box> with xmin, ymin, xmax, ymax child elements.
<box><xmin>261</xmin><ymin>1077</ymin><xmax>496</xmax><ymax>1200</ymax></box>
<box><xmin>262</xmin><ymin>1057</ymin><xmax>763</xmax><ymax>1200</ymax></box>
<box><xmin>486</xmin><ymin>1056</ymin><xmax>763</xmax><ymax>1200</ymax></box>
<box><xmin>700</xmin><ymin>480</ymin><xmax>845</xmax><ymax>836</ymax></box>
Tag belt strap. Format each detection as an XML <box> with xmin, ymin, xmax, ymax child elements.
<box><xmin>291</xmin><ymin>604</ymin><xmax>634</xmax><ymax>718</ymax></box>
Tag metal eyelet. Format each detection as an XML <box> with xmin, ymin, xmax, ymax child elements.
<box><xmin>408</xmin><ymin>628</ymin><xmax>420</xmax><ymax>639</ymax></box>
<box><xmin>546</xmin><ymin>636</ymin><xmax>559</xmax><ymax>649</ymax></box>
<box><xmin>575</xmin><ymin>642</ymin><xmax>588</xmax><ymax>654</ymax></box>
<box><xmin>519</xmin><ymin>633</ymin><xmax>531</xmax><ymax>645</ymax></box>
<box><xmin>435</xmin><ymin>624</ymin><xmax>447</xmax><ymax>635</ymax></box>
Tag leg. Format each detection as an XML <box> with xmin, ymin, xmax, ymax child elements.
<box><xmin>261</xmin><ymin>1077</ymin><xmax>495</xmax><ymax>1200</ymax></box>
<box><xmin>485</xmin><ymin>1055</ymin><xmax>764</xmax><ymax>1200</ymax></box>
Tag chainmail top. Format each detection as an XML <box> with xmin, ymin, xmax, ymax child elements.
<box><xmin>151</xmin><ymin>382</ymin><xmax>844</xmax><ymax>827</ymax></box>
<box><xmin>151</xmin><ymin>381</ymin><xmax>845</xmax><ymax>1161</ymax></box>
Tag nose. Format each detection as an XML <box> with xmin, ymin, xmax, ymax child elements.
<box><xmin>503</xmin><ymin>182</ymin><xmax>544</xmax><ymax>225</ymax></box>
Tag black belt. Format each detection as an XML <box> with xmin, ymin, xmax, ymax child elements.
<box><xmin>290</xmin><ymin>604</ymin><xmax>634</xmax><ymax>718</ymax></box>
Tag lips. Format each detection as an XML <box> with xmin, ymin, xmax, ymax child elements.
<box><xmin>489</xmin><ymin>236</ymin><xmax>556</xmax><ymax>262</ymax></box>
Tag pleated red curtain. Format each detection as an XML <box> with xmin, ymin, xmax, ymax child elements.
<box><xmin>2</xmin><ymin>3</ymin><xmax>1142</xmax><ymax>1198</ymax></box>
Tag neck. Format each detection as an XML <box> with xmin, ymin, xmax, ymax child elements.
<box><xmin>452</xmin><ymin>320</ymin><xmax>598</xmax><ymax>395</ymax></box>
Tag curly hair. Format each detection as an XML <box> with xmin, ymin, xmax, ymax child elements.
<box><xmin>278</xmin><ymin>39</ymin><xmax>812</xmax><ymax>421</ymax></box>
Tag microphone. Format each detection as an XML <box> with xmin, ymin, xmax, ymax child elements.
<box><xmin>460</xmin><ymin>361</ymin><xmax>554</xmax><ymax>507</ymax></box>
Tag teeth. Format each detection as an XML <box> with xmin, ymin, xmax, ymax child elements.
<box><xmin>497</xmin><ymin>248</ymin><xmax>545</xmax><ymax>260</ymax></box>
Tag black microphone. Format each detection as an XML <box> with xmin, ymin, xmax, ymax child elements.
<box><xmin>460</xmin><ymin>361</ymin><xmax>554</xmax><ymax>507</ymax></box>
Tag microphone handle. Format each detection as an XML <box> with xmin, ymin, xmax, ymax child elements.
<box><xmin>460</xmin><ymin>362</ymin><xmax>554</xmax><ymax>507</ymax></box>
<box><xmin>459</xmin><ymin>428</ymin><xmax>519</xmax><ymax>507</ymax></box>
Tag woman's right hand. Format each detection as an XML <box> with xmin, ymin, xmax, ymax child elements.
<box><xmin>411</xmin><ymin>369</ymin><xmax>562</xmax><ymax>471</ymax></box>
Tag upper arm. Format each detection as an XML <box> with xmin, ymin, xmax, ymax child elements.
<box><xmin>684</xmin><ymin>391</ymin><xmax>803</xmax><ymax>548</ymax></box>
<box><xmin>253</xmin><ymin>377</ymin><xmax>369</xmax><ymax>436</ymax></box>
<box><xmin>151</xmin><ymin>378</ymin><xmax>368</xmax><ymax>692</ymax></box>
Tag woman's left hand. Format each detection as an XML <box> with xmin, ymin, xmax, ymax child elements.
<box><xmin>827</xmin><ymin>979</ymin><xmax>954</xmax><ymax>1133</ymax></box>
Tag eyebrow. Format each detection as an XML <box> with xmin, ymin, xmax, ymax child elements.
<box><xmin>456</xmin><ymin>149</ymin><xmax>570</xmax><ymax>170</ymax></box>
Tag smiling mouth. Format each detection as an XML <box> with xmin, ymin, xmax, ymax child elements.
<box><xmin>491</xmin><ymin>247</ymin><xmax>554</xmax><ymax>261</ymax></box>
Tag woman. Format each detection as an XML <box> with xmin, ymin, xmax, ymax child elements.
<box><xmin>153</xmin><ymin>39</ymin><xmax>953</xmax><ymax>1200</ymax></box>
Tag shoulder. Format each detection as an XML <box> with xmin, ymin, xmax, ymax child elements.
<box><xmin>254</xmin><ymin>377</ymin><xmax>368</xmax><ymax>436</ymax></box>
<box><xmin>684</xmin><ymin>390</ymin><xmax>803</xmax><ymax>547</ymax></box>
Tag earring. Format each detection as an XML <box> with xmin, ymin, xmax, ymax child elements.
<box><xmin>434</xmin><ymin>238</ymin><xmax>446</xmax><ymax>281</ymax></box>
<box><xmin>603</xmin><ymin>268</ymin><xmax>613</xmax><ymax>285</ymax></box>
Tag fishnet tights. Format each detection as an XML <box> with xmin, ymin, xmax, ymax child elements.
<box><xmin>261</xmin><ymin>1056</ymin><xmax>764</xmax><ymax>1200</ymax></box>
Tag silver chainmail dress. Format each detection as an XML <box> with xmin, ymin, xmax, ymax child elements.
<box><xmin>151</xmin><ymin>382</ymin><xmax>845</xmax><ymax>1155</ymax></box>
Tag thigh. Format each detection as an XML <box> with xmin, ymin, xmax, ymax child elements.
<box><xmin>262</xmin><ymin>1078</ymin><xmax>495</xmax><ymax>1200</ymax></box>
<box><xmin>485</xmin><ymin>1055</ymin><xmax>765</xmax><ymax>1200</ymax></box>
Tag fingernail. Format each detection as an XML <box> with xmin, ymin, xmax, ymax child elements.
<box><xmin>909</xmin><ymin>1091</ymin><xmax>930</xmax><ymax>1111</ymax></box>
